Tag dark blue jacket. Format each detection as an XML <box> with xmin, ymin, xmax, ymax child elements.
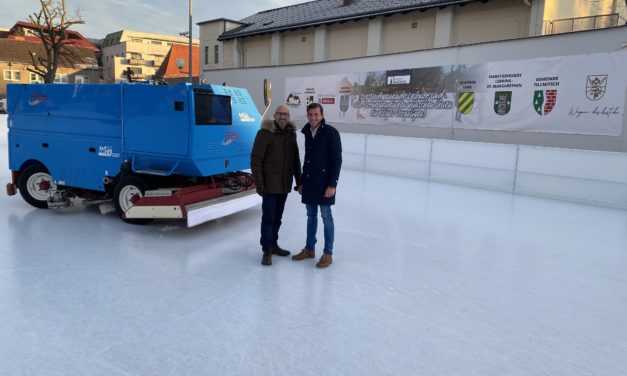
<box><xmin>301</xmin><ymin>119</ymin><xmax>342</xmax><ymax>205</ymax></box>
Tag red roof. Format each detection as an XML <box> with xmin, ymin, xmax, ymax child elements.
<box><xmin>155</xmin><ymin>44</ymin><xmax>200</xmax><ymax>79</ymax></box>
<box><xmin>6</xmin><ymin>21</ymin><xmax>98</xmax><ymax>51</ymax></box>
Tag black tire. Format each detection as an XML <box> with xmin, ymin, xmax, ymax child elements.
<box><xmin>18</xmin><ymin>164</ymin><xmax>55</xmax><ymax>209</ymax></box>
<box><xmin>113</xmin><ymin>176</ymin><xmax>153</xmax><ymax>225</ymax></box>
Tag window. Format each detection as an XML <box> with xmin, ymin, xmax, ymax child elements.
<box><xmin>3</xmin><ymin>70</ymin><xmax>21</xmax><ymax>81</ymax></box>
<box><xmin>151</xmin><ymin>40</ymin><xmax>162</xmax><ymax>45</ymax></box>
<box><xmin>75</xmin><ymin>75</ymin><xmax>90</xmax><ymax>84</ymax></box>
<box><xmin>53</xmin><ymin>74</ymin><xmax>69</xmax><ymax>84</ymax></box>
<box><xmin>194</xmin><ymin>90</ymin><xmax>231</xmax><ymax>125</ymax></box>
<box><xmin>131</xmin><ymin>53</ymin><xmax>142</xmax><ymax>60</ymax></box>
<box><xmin>131</xmin><ymin>38</ymin><xmax>143</xmax><ymax>43</ymax></box>
<box><xmin>214</xmin><ymin>45</ymin><xmax>219</xmax><ymax>64</ymax></box>
<box><xmin>205</xmin><ymin>46</ymin><xmax>209</xmax><ymax>65</ymax></box>
<box><xmin>30</xmin><ymin>73</ymin><xmax>44</xmax><ymax>83</ymax></box>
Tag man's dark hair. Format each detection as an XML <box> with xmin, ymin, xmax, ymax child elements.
<box><xmin>307</xmin><ymin>102</ymin><xmax>324</xmax><ymax>114</ymax></box>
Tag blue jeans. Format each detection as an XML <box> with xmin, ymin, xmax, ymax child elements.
<box><xmin>306</xmin><ymin>204</ymin><xmax>334</xmax><ymax>254</ymax></box>
<box><xmin>260</xmin><ymin>193</ymin><xmax>288</xmax><ymax>252</ymax></box>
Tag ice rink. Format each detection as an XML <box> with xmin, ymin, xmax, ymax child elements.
<box><xmin>1</xmin><ymin>141</ymin><xmax>626</xmax><ymax>376</ymax></box>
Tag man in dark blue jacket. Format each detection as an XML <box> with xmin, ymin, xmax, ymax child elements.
<box><xmin>292</xmin><ymin>103</ymin><xmax>342</xmax><ymax>268</ymax></box>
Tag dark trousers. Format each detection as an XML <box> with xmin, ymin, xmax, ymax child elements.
<box><xmin>260</xmin><ymin>193</ymin><xmax>288</xmax><ymax>252</ymax></box>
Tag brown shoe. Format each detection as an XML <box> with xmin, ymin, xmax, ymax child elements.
<box><xmin>316</xmin><ymin>253</ymin><xmax>332</xmax><ymax>268</ymax></box>
<box><xmin>261</xmin><ymin>252</ymin><xmax>272</xmax><ymax>266</ymax></box>
<box><xmin>271</xmin><ymin>246</ymin><xmax>290</xmax><ymax>257</ymax></box>
<box><xmin>292</xmin><ymin>248</ymin><xmax>315</xmax><ymax>260</ymax></box>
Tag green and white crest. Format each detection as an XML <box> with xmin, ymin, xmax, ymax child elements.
<box><xmin>494</xmin><ymin>91</ymin><xmax>512</xmax><ymax>115</ymax></box>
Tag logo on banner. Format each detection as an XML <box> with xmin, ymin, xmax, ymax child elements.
<box><xmin>286</xmin><ymin>92</ymin><xmax>301</xmax><ymax>107</ymax></box>
<box><xmin>494</xmin><ymin>91</ymin><xmax>512</xmax><ymax>115</ymax></box>
<box><xmin>339</xmin><ymin>95</ymin><xmax>349</xmax><ymax>116</ymax></box>
<box><xmin>456</xmin><ymin>92</ymin><xmax>474</xmax><ymax>115</ymax></box>
<box><xmin>319</xmin><ymin>96</ymin><xmax>335</xmax><ymax>105</ymax></box>
<box><xmin>533</xmin><ymin>90</ymin><xmax>557</xmax><ymax>116</ymax></box>
<box><xmin>585</xmin><ymin>75</ymin><xmax>607</xmax><ymax>101</ymax></box>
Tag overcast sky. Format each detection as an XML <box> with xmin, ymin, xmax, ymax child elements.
<box><xmin>0</xmin><ymin>0</ymin><xmax>312</xmax><ymax>39</ymax></box>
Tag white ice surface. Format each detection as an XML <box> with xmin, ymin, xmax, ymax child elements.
<box><xmin>1</xmin><ymin>142</ymin><xmax>626</xmax><ymax>376</ymax></box>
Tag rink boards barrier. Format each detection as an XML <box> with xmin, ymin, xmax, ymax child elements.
<box><xmin>4</xmin><ymin>118</ymin><xmax>626</xmax><ymax>209</ymax></box>
<box><xmin>299</xmin><ymin>133</ymin><xmax>627</xmax><ymax>210</ymax></box>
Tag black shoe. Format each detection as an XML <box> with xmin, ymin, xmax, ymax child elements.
<box><xmin>271</xmin><ymin>246</ymin><xmax>291</xmax><ymax>257</ymax></box>
<box><xmin>261</xmin><ymin>252</ymin><xmax>272</xmax><ymax>266</ymax></box>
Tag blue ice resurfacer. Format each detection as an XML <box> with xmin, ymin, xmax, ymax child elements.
<box><xmin>5</xmin><ymin>82</ymin><xmax>269</xmax><ymax>226</ymax></box>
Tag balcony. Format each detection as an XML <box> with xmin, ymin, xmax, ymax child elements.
<box><xmin>129</xmin><ymin>58</ymin><xmax>146</xmax><ymax>65</ymax></box>
<box><xmin>543</xmin><ymin>13</ymin><xmax>622</xmax><ymax>35</ymax></box>
<box><xmin>120</xmin><ymin>73</ymin><xmax>145</xmax><ymax>79</ymax></box>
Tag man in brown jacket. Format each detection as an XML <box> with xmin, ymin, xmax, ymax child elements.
<box><xmin>251</xmin><ymin>105</ymin><xmax>302</xmax><ymax>266</ymax></box>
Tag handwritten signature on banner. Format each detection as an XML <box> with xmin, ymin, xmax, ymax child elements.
<box><xmin>568</xmin><ymin>106</ymin><xmax>621</xmax><ymax>119</ymax></box>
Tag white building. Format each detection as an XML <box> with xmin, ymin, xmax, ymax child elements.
<box><xmin>101</xmin><ymin>30</ymin><xmax>199</xmax><ymax>83</ymax></box>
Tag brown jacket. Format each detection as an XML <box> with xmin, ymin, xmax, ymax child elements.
<box><xmin>250</xmin><ymin>119</ymin><xmax>302</xmax><ymax>194</ymax></box>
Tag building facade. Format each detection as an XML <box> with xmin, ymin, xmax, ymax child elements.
<box><xmin>198</xmin><ymin>0</ymin><xmax>545</xmax><ymax>71</ymax></box>
<box><xmin>0</xmin><ymin>22</ymin><xmax>100</xmax><ymax>100</ymax></box>
<box><xmin>154</xmin><ymin>44</ymin><xmax>200</xmax><ymax>84</ymax></box>
<box><xmin>101</xmin><ymin>30</ymin><xmax>199</xmax><ymax>83</ymax></box>
<box><xmin>198</xmin><ymin>0</ymin><xmax>626</xmax><ymax>72</ymax></box>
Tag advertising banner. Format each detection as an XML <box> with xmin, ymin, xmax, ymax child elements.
<box><xmin>284</xmin><ymin>51</ymin><xmax>626</xmax><ymax>135</ymax></box>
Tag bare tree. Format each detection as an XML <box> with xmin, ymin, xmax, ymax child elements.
<box><xmin>27</xmin><ymin>0</ymin><xmax>84</xmax><ymax>83</ymax></box>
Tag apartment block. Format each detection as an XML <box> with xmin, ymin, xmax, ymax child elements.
<box><xmin>101</xmin><ymin>30</ymin><xmax>199</xmax><ymax>83</ymax></box>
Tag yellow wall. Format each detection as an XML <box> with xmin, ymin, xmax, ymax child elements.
<box><xmin>544</xmin><ymin>0</ymin><xmax>621</xmax><ymax>19</ymax></box>
<box><xmin>453</xmin><ymin>0</ymin><xmax>530</xmax><ymax>45</ymax></box>
<box><xmin>282</xmin><ymin>30</ymin><xmax>315</xmax><ymax>65</ymax></box>
<box><xmin>327</xmin><ymin>21</ymin><xmax>369</xmax><ymax>60</ymax></box>
<box><xmin>242</xmin><ymin>35</ymin><xmax>271</xmax><ymax>67</ymax></box>
<box><xmin>222</xmin><ymin>40</ymin><xmax>235</xmax><ymax>68</ymax></box>
<box><xmin>382</xmin><ymin>9</ymin><xmax>437</xmax><ymax>54</ymax></box>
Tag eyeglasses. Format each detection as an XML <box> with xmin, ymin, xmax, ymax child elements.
<box><xmin>275</xmin><ymin>112</ymin><xmax>290</xmax><ymax>117</ymax></box>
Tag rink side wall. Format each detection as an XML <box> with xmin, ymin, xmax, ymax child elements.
<box><xmin>328</xmin><ymin>133</ymin><xmax>627</xmax><ymax>210</ymax></box>
<box><xmin>202</xmin><ymin>26</ymin><xmax>627</xmax><ymax>153</ymax></box>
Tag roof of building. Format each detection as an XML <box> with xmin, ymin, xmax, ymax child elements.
<box><xmin>9</xmin><ymin>21</ymin><xmax>99</xmax><ymax>51</ymax></box>
<box><xmin>0</xmin><ymin>39</ymin><xmax>97</xmax><ymax>67</ymax></box>
<box><xmin>102</xmin><ymin>30</ymin><xmax>199</xmax><ymax>48</ymax></box>
<box><xmin>218</xmin><ymin>0</ymin><xmax>476</xmax><ymax>40</ymax></box>
<box><xmin>155</xmin><ymin>44</ymin><xmax>200</xmax><ymax>79</ymax></box>
<box><xmin>196</xmin><ymin>18</ymin><xmax>244</xmax><ymax>26</ymax></box>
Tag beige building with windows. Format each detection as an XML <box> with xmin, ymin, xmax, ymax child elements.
<box><xmin>0</xmin><ymin>39</ymin><xmax>99</xmax><ymax>100</ymax></box>
<box><xmin>198</xmin><ymin>0</ymin><xmax>625</xmax><ymax>71</ymax></box>
<box><xmin>101</xmin><ymin>30</ymin><xmax>198</xmax><ymax>83</ymax></box>
<box><xmin>198</xmin><ymin>0</ymin><xmax>545</xmax><ymax>70</ymax></box>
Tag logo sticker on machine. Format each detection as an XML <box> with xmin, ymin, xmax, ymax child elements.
<box><xmin>28</xmin><ymin>93</ymin><xmax>47</xmax><ymax>106</ymax></box>
<box><xmin>221</xmin><ymin>131</ymin><xmax>238</xmax><ymax>146</ymax></box>
<box><xmin>238</xmin><ymin>112</ymin><xmax>256</xmax><ymax>122</ymax></box>
<box><xmin>98</xmin><ymin>146</ymin><xmax>120</xmax><ymax>157</ymax></box>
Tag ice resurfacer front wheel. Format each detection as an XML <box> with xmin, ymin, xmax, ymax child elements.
<box><xmin>18</xmin><ymin>164</ymin><xmax>56</xmax><ymax>209</ymax></box>
<box><xmin>113</xmin><ymin>176</ymin><xmax>153</xmax><ymax>225</ymax></box>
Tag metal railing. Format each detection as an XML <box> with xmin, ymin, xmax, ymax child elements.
<box><xmin>543</xmin><ymin>13</ymin><xmax>621</xmax><ymax>35</ymax></box>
